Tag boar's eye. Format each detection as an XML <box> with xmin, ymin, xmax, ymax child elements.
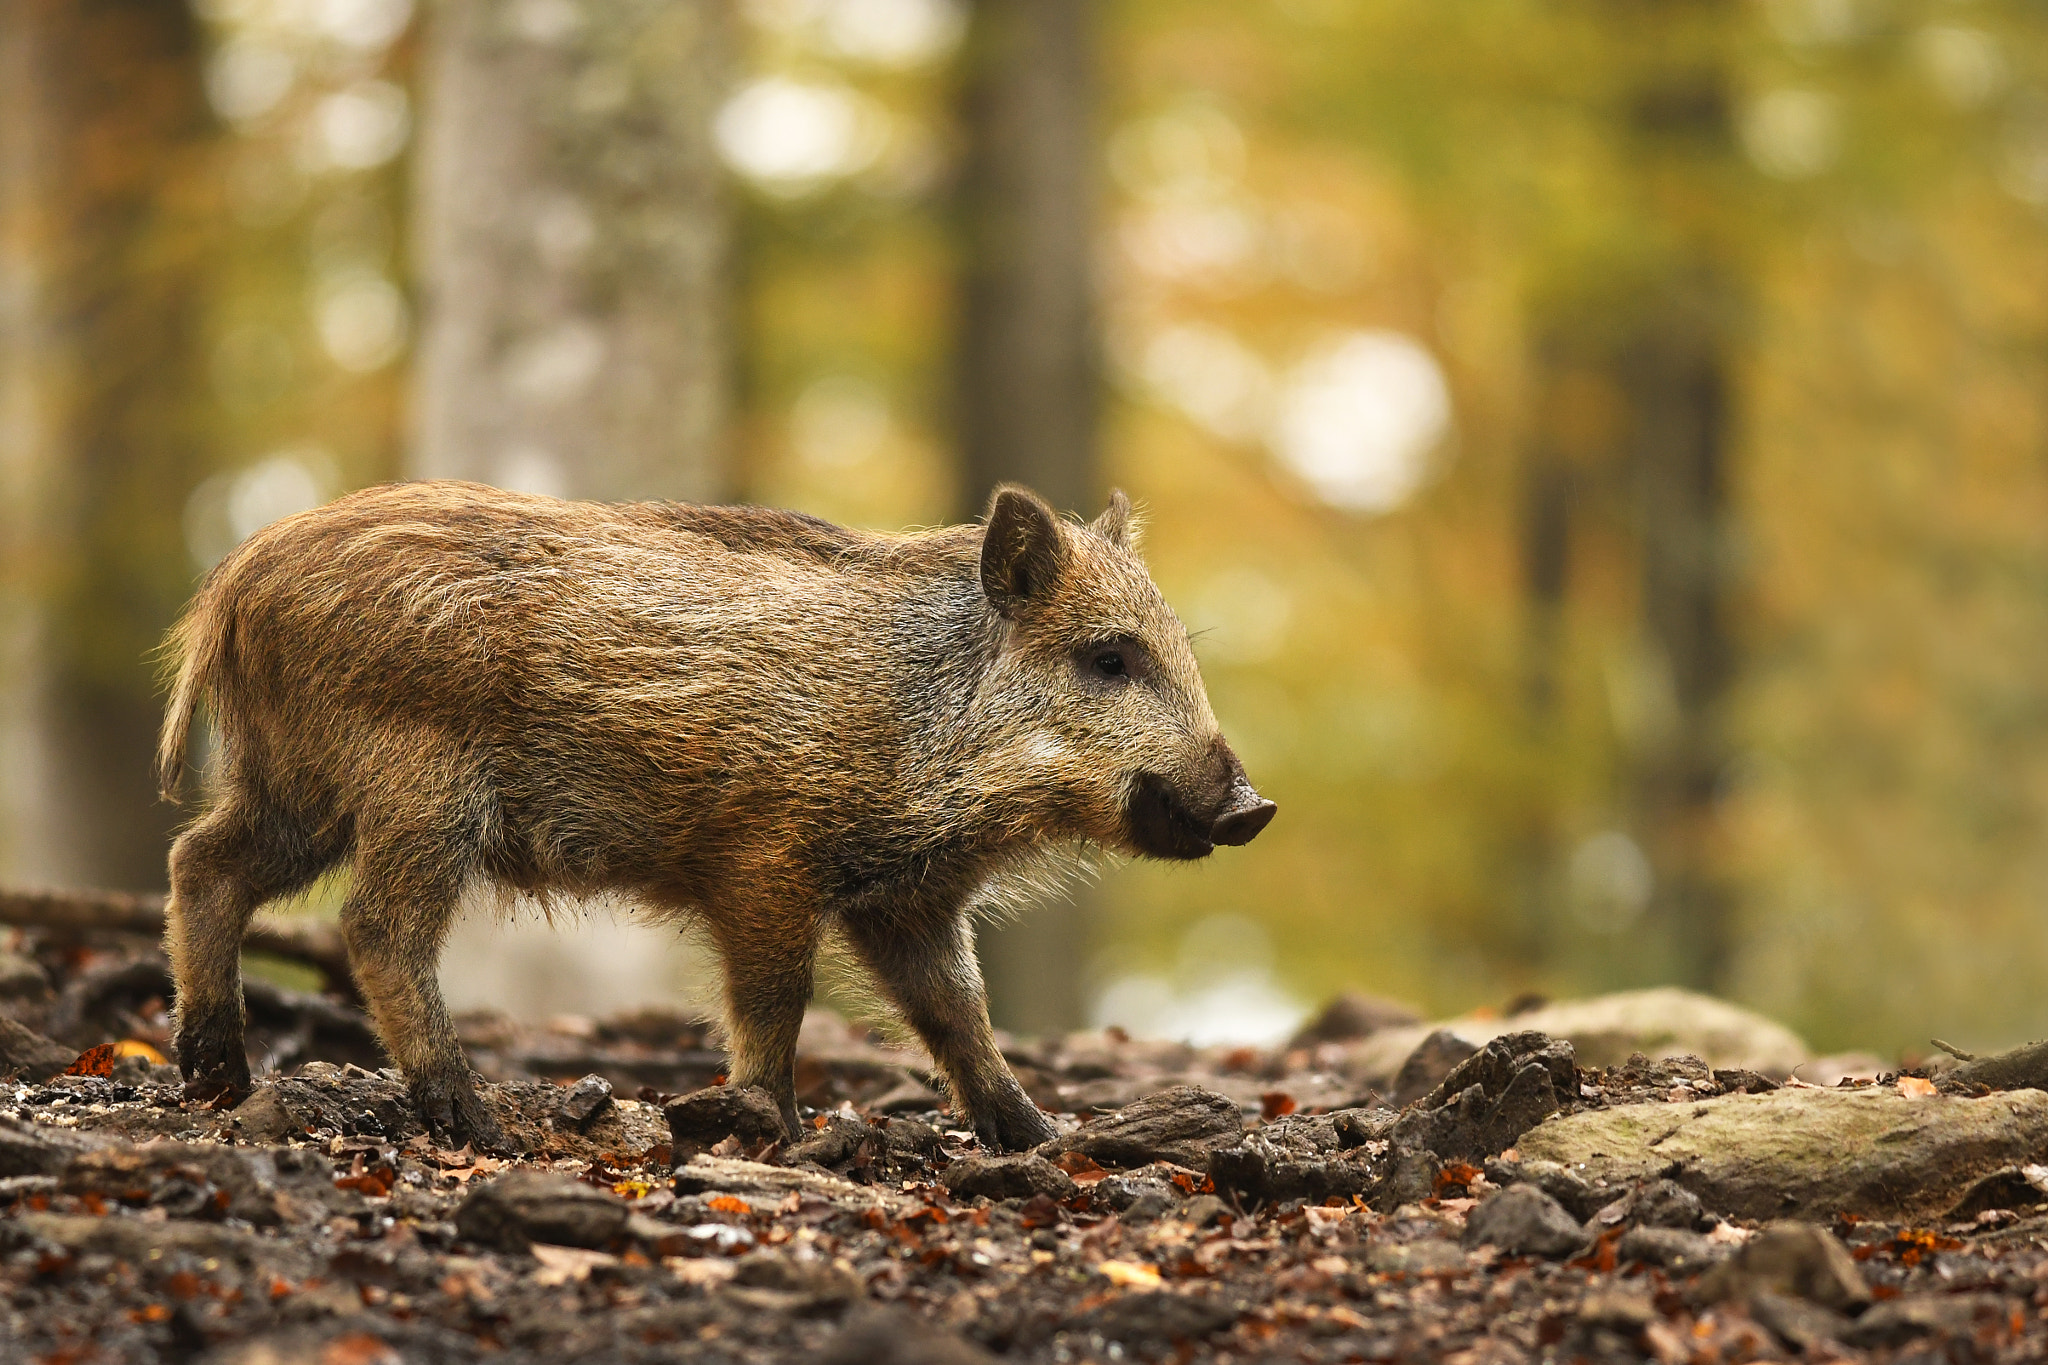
<box><xmin>1092</xmin><ymin>649</ymin><xmax>1127</xmax><ymax>679</ymax></box>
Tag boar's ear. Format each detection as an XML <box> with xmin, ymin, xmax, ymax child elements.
<box><xmin>981</xmin><ymin>485</ymin><xmax>1065</xmax><ymax>616</ymax></box>
<box><xmin>1090</xmin><ymin>489</ymin><xmax>1137</xmax><ymax>551</ymax></box>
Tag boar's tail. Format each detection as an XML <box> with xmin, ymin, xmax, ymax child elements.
<box><xmin>155</xmin><ymin>583</ymin><xmax>229</xmax><ymax>804</ymax></box>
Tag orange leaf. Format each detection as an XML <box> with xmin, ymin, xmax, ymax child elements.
<box><xmin>63</xmin><ymin>1044</ymin><xmax>118</xmax><ymax>1078</ymax></box>
<box><xmin>1897</xmin><ymin>1076</ymin><xmax>1936</xmax><ymax>1099</ymax></box>
<box><xmin>1259</xmin><ymin>1092</ymin><xmax>1298</xmax><ymax>1121</ymax></box>
<box><xmin>706</xmin><ymin>1195</ymin><xmax>751</xmax><ymax>1216</ymax></box>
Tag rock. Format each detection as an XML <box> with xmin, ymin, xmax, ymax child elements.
<box><xmin>62</xmin><ymin>1142</ymin><xmax>292</xmax><ymax>1225</ymax></box>
<box><xmin>0</xmin><ymin>1015</ymin><xmax>74</xmax><ymax>1081</ymax></box>
<box><xmin>1517</xmin><ymin>1086</ymin><xmax>2048</xmax><ymax>1221</ymax></box>
<box><xmin>455</xmin><ymin>1171</ymin><xmax>632</xmax><ymax>1251</ymax></box>
<box><xmin>1462</xmin><ymin>1184</ymin><xmax>1586</xmax><ymax>1258</ymax></box>
<box><xmin>1096</xmin><ymin>1176</ymin><xmax>1180</xmax><ymax>1221</ymax></box>
<box><xmin>1288</xmin><ymin>992</ymin><xmax>1421</xmax><ymax>1049</ymax></box>
<box><xmin>1072</xmin><ymin>1290</ymin><xmax>1241</xmax><ymax>1347</ymax></box>
<box><xmin>1748</xmin><ymin>1290</ymin><xmax>1852</xmax><ymax>1350</ymax></box>
<box><xmin>1206</xmin><ymin>1112</ymin><xmax>1377</xmax><ymax>1205</ymax></box>
<box><xmin>1331</xmin><ymin>1107</ymin><xmax>1399</xmax><ymax>1148</ymax></box>
<box><xmin>882</xmin><ymin>1117</ymin><xmax>943</xmax><ymax>1159</ymax></box>
<box><xmin>673</xmin><ymin>1154</ymin><xmax>904</xmax><ymax>1213</ymax></box>
<box><xmin>1843</xmin><ymin>1293</ymin><xmax>2003</xmax><ymax>1347</ymax></box>
<box><xmin>1392</xmin><ymin>1032</ymin><xmax>1578</xmax><ymax>1161</ymax></box>
<box><xmin>1038</xmin><ymin>1086</ymin><xmax>1242</xmax><ymax>1168</ymax></box>
<box><xmin>0</xmin><ymin>1115</ymin><xmax>108</xmax><ymax>1176</ymax></box>
<box><xmin>559</xmin><ymin>1074</ymin><xmax>613</xmax><ymax>1130</ymax></box>
<box><xmin>230</xmin><ymin>1086</ymin><xmax>311</xmax><ymax>1145</ymax></box>
<box><xmin>729</xmin><ymin>1250</ymin><xmax>864</xmax><ymax>1308</ymax></box>
<box><xmin>784</xmin><ymin>1117</ymin><xmax>877</xmax><ymax>1169</ymax></box>
<box><xmin>1617</xmin><ymin>1226</ymin><xmax>1726</xmax><ymax>1271</ymax></box>
<box><xmin>1576</xmin><ymin>1285</ymin><xmax>1654</xmax><ymax>1331</ymax></box>
<box><xmin>1368</xmin><ymin>1147</ymin><xmax>1441</xmax><ymax>1212</ymax></box>
<box><xmin>824</xmin><ymin>1307</ymin><xmax>998</xmax><ymax>1365</ymax></box>
<box><xmin>1389</xmin><ymin>1029</ymin><xmax>1479</xmax><ymax>1107</ymax></box>
<box><xmin>1695</xmin><ymin>1223</ymin><xmax>1869</xmax><ymax>1311</ymax></box>
<box><xmin>1486</xmin><ymin>1157</ymin><xmax>1610</xmax><ymax>1221</ymax></box>
<box><xmin>1343</xmin><ymin>988</ymin><xmax>1809</xmax><ymax>1090</ymax></box>
<box><xmin>1629</xmin><ymin>1178</ymin><xmax>1707</xmax><ymax>1230</ymax></box>
<box><xmin>0</xmin><ymin>949</ymin><xmax>52</xmax><ymax>998</ymax></box>
<box><xmin>0</xmin><ymin>1210</ymin><xmax>307</xmax><ymax>1275</ymax></box>
<box><xmin>664</xmin><ymin>1085</ymin><xmax>786</xmax><ymax>1154</ymax></box>
<box><xmin>942</xmin><ymin>1154</ymin><xmax>1077</xmax><ymax>1202</ymax></box>
<box><xmin>1179</xmin><ymin>1194</ymin><xmax>1231</xmax><ymax>1228</ymax></box>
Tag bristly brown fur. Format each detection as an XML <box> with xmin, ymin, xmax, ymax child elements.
<box><xmin>157</xmin><ymin>480</ymin><xmax>1267</xmax><ymax>1150</ymax></box>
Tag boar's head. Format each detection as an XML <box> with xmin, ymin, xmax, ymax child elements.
<box><xmin>977</xmin><ymin>485</ymin><xmax>1275</xmax><ymax>861</ymax></box>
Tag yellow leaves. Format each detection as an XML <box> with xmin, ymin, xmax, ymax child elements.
<box><xmin>1095</xmin><ymin>1259</ymin><xmax>1163</xmax><ymax>1289</ymax></box>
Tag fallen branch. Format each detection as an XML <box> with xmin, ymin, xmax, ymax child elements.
<box><xmin>0</xmin><ymin>886</ymin><xmax>356</xmax><ymax>999</ymax></box>
<box><xmin>1938</xmin><ymin>1038</ymin><xmax>2048</xmax><ymax>1095</ymax></box>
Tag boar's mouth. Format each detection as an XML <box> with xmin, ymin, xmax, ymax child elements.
<box><xmin>1124</xmin><ymin>772</ymin><xmax>1218</xmax><ymax>861</ymax></box>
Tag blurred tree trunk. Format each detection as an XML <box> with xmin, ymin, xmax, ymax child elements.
<box><xmin>410</xmin><ymin>0</ymin><xmax>734</xmax><ymax>1021</ymax></box>
<box><xmin>953</xmin><ymin>0</ymin><xmax>1098</xmax><ymax>1035</ymax></box>
<box><xmin>411</xmin><ymin>0</ymin><xmax>732</xmax><ymax>502</ymax></box>
<box><xmin>1622</xmin><ymin>285</ymin><xmax>1735</xmax><ymax>992</ymax></box>
<box><xmin>0</xmin><ymin>1</ymin><xmax>213</xmax><ymax>892</ymax></box>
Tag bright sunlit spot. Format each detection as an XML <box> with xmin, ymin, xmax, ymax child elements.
<box><xmin>1271</xmin><ymin>330</ymin><xmax>1452</xmax><ymax>513</ymax></box>
<box><xmin>715</xmin><ymin>77</ymin><xmax>886</xmax><ymax>194</ymax></box>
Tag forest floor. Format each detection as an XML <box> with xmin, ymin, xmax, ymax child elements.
<box><xmin>1</xmin><ymin>929</ymin><xmax>2046</xmax><ymax>1364</ymax></box>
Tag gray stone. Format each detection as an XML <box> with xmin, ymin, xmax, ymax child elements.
<box><xmin>824</xmin><ymin>1307</ymin><xmax>997</xmax><ymax>1365</ymax></box>
<box><xmin>1369</xmin><ymin>1147</ymin><xmax>1441</xmax><ymax>1212</ymax></box>
<box><xmin>1616</xmin><ymin>1226</ymin><xmax>1726</xmax><ymax>1271</ymax></box>
<box><xmin>1392</xmin><ymin>1032</ymin><xmax>1578</xmax><ymax>1162</ymax></box>
<box><xmin>455</xmin><ymin>1170</ymin><xmax>632</xmax><ymax>1251</ymax></box>
<box><xmin>0</xmin><ymin>951</ymin><xmax>51</xmax><ymax>998</ymax></box>
<box><xmin>1462</xmin><ymin>1183</ymin><xmax>1586</xmax><ymax>1259</ymax></box>
<box><xmin>664</xmin><ymin>1084</ymin><xmax>786</xmax><ymax>1154</ymax></box>
<box><xmin>1388</xmin><ymin>1029</ymin><xmax>1478</xmax><ymax>1107</ymax></box>
<box><xmin>1518</xmin><ymin>1085</ymin><xmax>2048</xmax><ymax>1222</ymax></box>
<box><xmin>0</xmin><ymin>1016</ymin><xmax>73</xmax><ymax>1082</ymax></box>
<box><xmin>62</xmin><ymin>1142</ymin><xmax>293</xmax><ymax>1225</ymax></box>
<box><xmin>1288</xmin><ymin>992</ymin><xmax>1421</xmax><ymax>1049</ymax></box>
<box><xmin>1206</xmin><ymin>1113</ymin><xmax>1376</xmax><ymax>1204</ymax></box>
<box><xmin>0</xmin><ymin>1115</ymin><xmax>108</xmax><ymax>1176</ymax></box>
<box><xmin>1748</xmin><ymin>1290</ymin><xmax>1851</xmax><ymax>1350</ymax></box>
<box><xmin>1343</xmin><ymin>988</ymin><xmax>1810</xmax><ymax>1090</ymax></box>
<box><xmin>942</xmin><ymin>1154</ymin><xmax>1076</xmax><ymax>1202</ymax></box>
<box><xmin>1844</xmin><ymin>1292</ymin><xmax>2003</xmax><ymax>1347</ymax></box>
<box><xmin>1695</xmin><ymin>1223</ymin><xmax>1869</xmax><ymax>1311</ymax></box>
<box><xmin>1038</xmin><ymin>1086</ymin><xmax>1242</xmax><ymax>1168</ymax></box>
<box><xmin>730</xmin><ymin>1250</ymin><xmax>864</xmax><ymax>1306</ymax></box>
<box><xmin>559</xmin><ymin>1073</ymin><xmax>614</xmax><ymax>1130</ymax></box>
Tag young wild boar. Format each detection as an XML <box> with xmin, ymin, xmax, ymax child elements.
<box><xmin>156</xmin><ymin>481</ymin><xmax>1275</xmax><ymax>1151</ymax></box>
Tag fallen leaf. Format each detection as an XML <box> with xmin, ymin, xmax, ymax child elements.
<box><xmin>664</xmin><ymin>1257</ymin><xmax>737</xmax><ymax>1287</ymax></box>
<box><xmin>112</xmin><ymin>1039</ymin><xmax>168</xmax><ymax>1065</ymax></box>
<box><xmin>1259</xmin><ymin>1091</ymin><xmax>1298</xmax><ymax>1120</ymax></box>
<box><xmin>530</xmin><ymin>1244</ymin><xmax>618</xmax><ymax>1286</ymax></box>
<box><xmin>63</xmin><ymin>1044</ymin><xmax>118</xmax><ymax>1078</ymax></box>
<box><xmin>706</xmin><ymin>1195</ymin><xmax>752</xmax><ymax>1216</ymax></box>
<box><xmin>1096</xmin><ymin>1259</ymin><xmax>1163</xmax><ymax>1289</ymax></box>
<box><xmin>1897</xmin><ymin>1076</ymin><xmax>1937</xmax><ymax>1099</ymax></box>
<box><xmin>320</xmin><ymin>1333</ymin><xmax>401</xmax><ymax>1365</ymax></box>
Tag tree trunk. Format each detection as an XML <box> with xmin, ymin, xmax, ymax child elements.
<box><xmin>410</xmin><ymin>0</ymin><xmax>735</xmax><ymax>1022</ymax></box>
<box><xmin>411</xmin><ymin>0</ymin><xmax>733</xmax><ymax>503</ymax></box>
<box><xmin>953</xmin><ymin>0</ymin><xmax>1098</xmax><ymax>1035</ymax></box>
<box><xmin>0</xmin><ymin>0</ymin><xmax>213</xmax><ymax>892</ymax></box>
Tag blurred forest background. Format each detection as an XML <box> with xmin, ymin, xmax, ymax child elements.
<box><xmin>6</xmin><ymin>0</ymin><xmax>2048</xmax><ymax>1060</ymax></box>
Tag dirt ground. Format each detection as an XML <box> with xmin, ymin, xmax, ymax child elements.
<box><xmin>2</xmin><ymin>930</ymin><xmax>2046</xmax><ymax>1365</ymax></box>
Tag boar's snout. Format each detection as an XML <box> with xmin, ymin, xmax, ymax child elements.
<box><xmin>1210</xmin><ymin>783</ymin><xmax>1276</xmax><ymax>847</ymax></box>
<box><xmin>1125</xmin><ymin>741</ymin><xmax>1276</xmax><ymax>860</ymax></box>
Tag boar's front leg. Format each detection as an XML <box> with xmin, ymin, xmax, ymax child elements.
<box><xmin>339</xmin><ymin>840</ymin><xmax>505</xmax><ymax>1151</ymax></box>
<box><xmin>706</xmin><ymin>910</ymin><xmax>822</xmax><ymax>1140</ymax></box>
<box><xmin>844</xmin><ymin>914</ymin><xmax>1056</xmax><ymax>1152</ymax></box>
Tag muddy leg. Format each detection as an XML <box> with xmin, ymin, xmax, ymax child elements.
<box><xmin>166</xmin><ymin>801</ymin><xmax>333</xmax><ymax>1103</ymax></box>
<box><xmin>339</xmin><ymin>841</ymin><xmax>502</xmax><ymax>1149</ymax></box>
<box><xmin>707</xmin><ymin>912</ymin><xmax>820</xmax><ymax>1139</ymax></box>
<box><xmin>844</xmin><ymin>914</ymin><xmax>1055</xmax><ymax>1151</ymax></box>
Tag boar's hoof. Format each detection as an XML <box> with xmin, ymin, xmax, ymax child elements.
<box><xmin>977</xmin><ymin>1103</ymin><xmax>1058</xmax><ymax>1154</ymax></box>
<box><xmin>174</xmin><ymin>1026</ymin><xmax>252</xmax><ymax>1107</ymax></box>
<box><xmin>412</xmin><ymin>1072</ymin><xmax>507</xmax><ymax>1152</ymax></box>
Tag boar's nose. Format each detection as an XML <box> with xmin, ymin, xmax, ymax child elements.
<box><xmin>1210</xmin><ymin>783</ymin><xmax>1276</xmax><ymax>847</ymax></box>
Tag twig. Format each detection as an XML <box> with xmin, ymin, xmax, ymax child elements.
<box><xmin>1930</xmin><ymin>1038</ymin><xmax>1977</xmax><ymax>1062</ymax></box>
<box><xmin>0</xmin><ymin>886</ymin><xmax>356</xmax><ymax>999</ymax></box>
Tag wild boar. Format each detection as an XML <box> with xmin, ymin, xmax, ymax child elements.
<box><xmin>156</xmin><ymin>481</ymin><xmax>1274</xmax><ymax>1150</ymax></box>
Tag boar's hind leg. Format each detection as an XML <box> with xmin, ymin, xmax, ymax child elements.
<box><xmin>167</xmin><ymin>801</ymin><xmax>336</xmax><ymax>1103</ymax></box>
<box><xmin>845</xmin><ymin>916</ymin><xmax>1057</xmax><ymax>1152</ymax></box>
<box><xmin>707</xmin><ymin>913</ymin><xmax>820</xmax><ymax>1141</ymax></box>
<box><xmin>339</xmin><ymin>841</ymin><xmax>504</xmax><ymax>1150</ymax></box>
